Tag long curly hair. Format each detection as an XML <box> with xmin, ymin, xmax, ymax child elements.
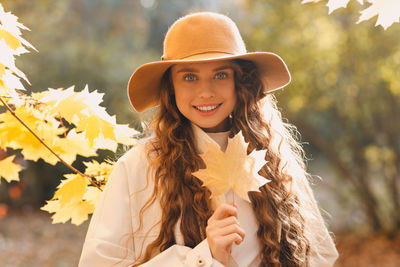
<box><xmin>133</xmin><ymin>59</ymin><xmax>312</xmax><ymax>266</ymax></box>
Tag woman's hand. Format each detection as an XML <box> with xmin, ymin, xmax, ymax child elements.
<box><xmin>206</xmin><ymin>203</ymin><xmax>245</xmax><ymax>266</ymax></box>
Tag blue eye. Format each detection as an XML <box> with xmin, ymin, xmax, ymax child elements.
<box><xmin>183</xmin><ymin>74</ymin><xmax>197</xmax><ymax>81</ymax></box>
<box><xmin>215</xmin><ymin>72</ymin><xmax>228</xmax><ymax>79</ymax></box>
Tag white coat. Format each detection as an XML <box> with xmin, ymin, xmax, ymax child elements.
<box><xmin>79</xmin><ymin>125</ymin><xmax>339</xmax><ymax>266</ymax></box>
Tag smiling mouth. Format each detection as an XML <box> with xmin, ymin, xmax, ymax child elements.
<box><xmin>193</xmin><ymin>104</ymin><xmax>222</xmax><ymax>112</ymax></box>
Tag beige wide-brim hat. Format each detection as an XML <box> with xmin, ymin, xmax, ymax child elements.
<box><xmin>128</xmin><ymin>12</ymin><xmax>291</xmax><ymax>112</ymax></box>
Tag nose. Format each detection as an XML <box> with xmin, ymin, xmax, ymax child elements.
<box><xmin>197</xmin><ymin>79</ymin><xmax>215</xmax><ymax>99</ymax></box>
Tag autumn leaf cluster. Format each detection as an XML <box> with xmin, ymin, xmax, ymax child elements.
<box><xmin>0</xmin><ymin>4</ymin><xmax>138</xmax><ymax>225</ymax></box>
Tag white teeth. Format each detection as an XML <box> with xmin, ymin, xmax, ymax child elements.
<box><xmin>195</xmin><ymin>105</ymin><xmax>219</xmax><ymax>111</ymax></box>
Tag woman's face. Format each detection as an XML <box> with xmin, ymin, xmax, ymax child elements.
<box><xmin>170</xmin><ymin>60</ymin><xmax>236</xmax><ymax>133</ymax></box>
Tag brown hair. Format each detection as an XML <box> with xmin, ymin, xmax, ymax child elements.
<box><xmin>133</xmin><ymin>59</ymin><xmax>311</xmax><ymax>266</ymax></box>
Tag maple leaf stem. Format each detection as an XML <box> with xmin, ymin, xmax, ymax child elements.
<box><xmin>0</xmin><ymin>95</ymin><xmax>102</xmax><ymax>191</ymax></box>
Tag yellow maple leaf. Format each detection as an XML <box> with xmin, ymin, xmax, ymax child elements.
<box><xmin>192</xmin><ymin>131</ymin><xmax>270</xmax><ymax>202</ymax></box>
<box><xmin>0</xmin><ymin>3</ymin><xmax>35</xmax><ymax>96</ymax></box>
<box><xmin>0</xmin><ymin>155</ymin><xmax>22</xmax><ymax>182</ymax></box>
<box><xmin>357</xmin><ymin>0</ymin><xmax>400</xmax><ymax>30</ymax></box>
<box><xmin>75</xmin><ymin>109</ymin><xmax>117</xmax><ymax>146</ymax></box>
<box><xmin>83</xmin><ymin>187</ymin><xmax>103</xmax><ymax>206</ymax></box>
<box><xmin>40</xmin><ymin>199</ymin><xmax>59</xmax><ymax>213</ymax></box>
<box><xmin>83</xmin><ymin>159</ymin><xmax>114</xmax><ymax>182</ymax></box>
<box><xmin>0</xmin><ymin>42</ymin><xmax>29</xmax><ymax>97</ymax></box>
<box><xmin>35</xmin><ymin>86</ymin><xmax>139</xmax><ymax>149</ymax></box>
<box><xmin>115</xmin><ymin>124</ymin><xmax>138</xmax><ymax>145</ymax></box>
<box><xmin>33</xmin><ymin>86</ymin><xmax>89</xmax><ymax>122</ymax></box>
<box><xmin>53</xmin><ymin>174</ymin><xmax>88</xmax><ymax>206</ymax></box>
<box><xmin>69</xmin><ymin>200</ymin><xmax>95</xmax><ymax>225</ymax></box>
<box><xmin>1</xmin><ymin>68</ymin><xmax>26</xmax><ymax>92</ymax></box>
<box><xmin>0</xmin><ymin>100</ymin><xmax>98</xmax><ymax>165</ymax></box>
<box><xmin>41</xmin><ymin>199</ymin><xmax>94</xmax><ymax>226</ymax></box>
<box><xmin>326</xmin><ymin>0</ymin><xmax>351</xmax><ymax>14</ymax></box>
<box><xmin>0</xmin><ymin>3</ymin><xmax>35</xmax><ymax>52</ymax></box>
<box><xmin>0</xmin><ymin>106</ymin><xmax>96</xmax><ymax>165</ymax></box>
<box><xmin>41</xmin><ymin>160</ymin><xmax>113</xmax><ymax>225</ymax></box>
<box><xmin>0</xmin><ymin>63</ymin><xmax>5</xmax><ymax>77</ymax></box>
<box><xmin>0</xmin><ymin>29</ymin><xmax>21</xmax><ymax>50</ymax></box>
<box><xmin>0</xmin><ymin>106</ymin><xmax>62</xmax><ymax>154</ymax></box>
<box><xmin>51</xmin><ymin>129</ymin><xmax>97</xmax><ymax>165</ymax></box>
<box><xmin>81</xmin><ymin>160</ymin><xmax>114</xmax><ymax>205</ymax></box>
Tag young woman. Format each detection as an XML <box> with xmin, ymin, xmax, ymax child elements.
<box><xmin>79</xmin><ymin>12</ymin><xmax>339</xmax><ymax>267</ymax></box>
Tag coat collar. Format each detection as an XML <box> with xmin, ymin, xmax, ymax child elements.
<box><xmin>191</xmin><ymin>123</ymin><xmax>229</xmax><ymax>153</ymax></box>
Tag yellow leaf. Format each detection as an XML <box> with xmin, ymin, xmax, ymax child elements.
<box><xmin>75</xmin><ymin>109</ymin><xmax>116</xmax><ymax>145</ymax></box>
<box><xmin>40</xmin><ymin>199</ymin><xmax>60</xmax><ymax>213</ymax></box>
<box><xmin>0</xmin><ymin>4</ymin><xmax>34</xmax><ymax>85</ymax></box>
<box><xmin>0</xmin><ymin>63</ymin><xmax>5</xmax><ymax>77</ymax></box>
<box><xmin>35</xmin><ymin>86</ymin><xmax>90</xmax><ymax>122</ymax></box>
<box><xmin>357</xmin><ymin>0</ymin><xmax>400</xmax><ymax>29</ymax></box>
<box><xmin>0</xmin><ymin>106</ymin><xmax>58</xmax><ymax>147</ymax></box>
<box><xmin>49</xmin><ymin>205</ymin><xmax>72</xmax><ymax>224</ymax></box>
<box><xmin>1</xmin><ymin>68</ymin><xmax>26</xmax><ymax>91</ymax></box>
<box><xmin>0</xmin><ymin>106</ymin><xmax>65</xmax><ymax>165</ymax></box>
<box><xmin>0</xmin><ymin>67</ymin><xmax>26</xmax><ymax>101</ymax></box>
<box><xmin>41</xmin><ymin>199</ymin><xmax>94</xmax><ymax>226</ymax></box>
<box><xmin>192</xmin><ymin>131</ymin><xmax>270</xmax><ymax>202</ymax></box>
<box><xmin>36</xmin><ymin>86</ymin><xmax>139</xmax><ymax>149</ymax></box>
<box><xmin>0</xmin><ymin>29</ymin><xmax>21</xmax><ymax>50</ymax></box>
<box><xmin>83</xmin><ymin>187</ymin><xmax>103</xmax><ymax>206</ymax></box>
<box><xmin>0</xmin><ymin>106</ymin><xmax>96</xmax><ymax>165</ymax></box>
<box><xmin>70</xmin><ymin>200</ymin><xmax>94</xmax><ymax>225</ymax></box>
<box><xmin>0</xmin><ymin>41</ymin><xmax>26</xmax><ymax>81</ymax></box>
<box><xmin>326</xmin><ymin>0</ymin><xmax>351</xmax><ymax>14</ymax></box>
<box><xmin>53</xmin><ymin>174</ymin><xmax>87</xmax><ymax>206</ymax></box>
<box><xmin>115</xmin><ymin>124</ymin><xmax>138</xmax><ymax>146</ymax></box>
<box><xmin>0</xmin><ymin>3</ymin><xmax>36</xmax><ymax>52</ymax></box>
<box><xmin>0</xmin><ymin>155</ymin><xmax>22</xmax><ymax>182</ymax></box>
<box><xmin>51</xmin><ymin>129</ymin><xmax>97</xmax><ymax>164</ymax></box>
<box><xmin>83</xmin><ymin>160</ymin><xmax>114</xmax><ymax>182</ymax></box>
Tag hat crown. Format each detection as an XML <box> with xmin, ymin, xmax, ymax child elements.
<box><xmin>162</xmin><ymin>12</ymin><xmax>247</xmax><ymax>60</ymax></box>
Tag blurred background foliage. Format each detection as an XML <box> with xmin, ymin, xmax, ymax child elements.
<box><xmin>242</xmin><ymin>0</ymin><xmax>400</xmax><ymax>235</ymax></box>
<box><xmin>0</xmin><ymin>0</ymin><xmax>399</xmax><ymax>264</ymax></box>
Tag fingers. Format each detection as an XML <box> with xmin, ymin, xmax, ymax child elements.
<box><xmin>210</xmin><ymin>223</ymin><xmax>246</xmax><ymax>244</ymax></box>
<box><xmin>212</xmin><ymin>232</ymin><xmax>244</xmax><ymax>249</ymax></box>
<box><xmin>209</xmin><ymin>203</ymin><xmax>238</xmax><ymax>221</ymax></box>
<box><xmin>215</xmin><ymin>223</ymin><xmax>246</xmax><ymax>239</ymax></box>
<box><xmin>207</xmin><ymin>216</ymin><xmax>246</xmax><ymax>244</ymax></box>
<box><xmin>207</xmin><ymin>218</ymin><xmax>245</xmax><ymax>240</ymax></box>
<box><xmin>208</xmin><ymin>215</ymin><xmax>239</xmax><ymax>230</ymax></box>
<box><xmin>206</xmin><ymin>203</ymin><xmax>246</xmax><ymax>266</ymax></box>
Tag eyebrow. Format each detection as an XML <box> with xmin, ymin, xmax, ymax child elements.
<box><xmin>175</xmin><ymin>65</ymin><xmax>233</xmax><ymax>73</ymax></box>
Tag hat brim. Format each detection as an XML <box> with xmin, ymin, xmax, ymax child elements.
<box><xmin>127</xmin><ymin>52</ymin><xmax>291</xmax><ymax>112</ymax></box>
